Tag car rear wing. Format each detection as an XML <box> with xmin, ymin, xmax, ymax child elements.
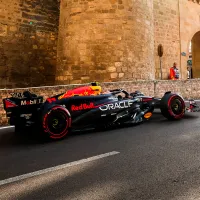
<box><xmin>3</xmin><ymin>91</ymin><xmax>43</xmax><ymax>115</ymax></box>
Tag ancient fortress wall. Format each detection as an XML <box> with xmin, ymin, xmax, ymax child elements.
<box><xmin>0</xmin><ymin>0</ymin><xmax>59</xmax><ymax>88</ymax></box>
<box><xmin>0</xmin><ymin>0</ymin><xmax>200</xmax><ymax>87</ymax></box>
<box><xmin>56</xmin><ymin>0</ymin><xmax>155</xmax><ymax>85</ymax></box>
<box><xmin>179</xmin><ymin>0</ymin><xmax>200</xmax><ymax>79</ymax></box>
<box><xmin>153</xmin><ymin>0</ymin><xmax>181</xmax><ymax>80</ymax></box>
<box><xmin>153</xmin><ymin>0</ymin><xmax>200</xmax><ymax>80</ymax></box>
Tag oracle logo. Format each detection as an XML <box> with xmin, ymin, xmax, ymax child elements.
<box><xmin>99</xmin><ymin>101</ymin><xmax>133</xmax><ymax>111</ymax></box>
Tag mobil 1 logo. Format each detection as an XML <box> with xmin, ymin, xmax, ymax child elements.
<box><xmin>20</xmin><ymin>99</ymin><xmax>43</xmax><ymax>105</ymax></box>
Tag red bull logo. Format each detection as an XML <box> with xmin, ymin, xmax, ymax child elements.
<box><xmin>71</xmin><ymin>103</ymin><xmax>95</xmax><ymax>111</ymax></box>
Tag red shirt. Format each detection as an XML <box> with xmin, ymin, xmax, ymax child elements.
<box><xmin>169</xmin><ymin>67</ymin><xmax>179</xmax><ymax>80</ymax></box>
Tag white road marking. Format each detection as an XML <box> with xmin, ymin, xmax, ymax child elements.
<box><xmin>0</xmin><ymin>151</ymin><xmax>120</xmax><ymax>186</ymax></box>
<box><xmin>0</xmin><ymin>126</ymin><xmax>14</xmax><ymax>130</ymax></box>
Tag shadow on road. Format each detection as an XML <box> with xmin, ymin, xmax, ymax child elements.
<box><xmin>0</xmin><ymin>129</ymin><xmax>49</xmax><ymax>148</ymax></box>
<box><xmin>0</xmin><ymin>112</ymin><xmax>199</xmax><ymax>148</ymax></box>
<box><xmin>1</xmin><ymin>147</ymin><xmax>200</xmax><ymax>200</ymax></box>
<box><xmin>183</xmin><ymin>113</ymin><xmax>200</xmax><ymax>119</ymax></box>
<box><xmin>1</xmin><ymin>112</ymin><xmax>200</xmax><ymax>199</ymax></box>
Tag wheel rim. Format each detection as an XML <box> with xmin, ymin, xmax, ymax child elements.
<box><xmin>43</xmin><ymin>107</ymin><xmax>70</xmax><ymax>139</ymax></box>
<box><xmin>47</xmin><ymin>110</ymin><xmax>68</xmax><ymax>135</ymax></box>
<box><xmin>169</xmin><ymin>96</ymin><xmax>185</xmax><ymax>117</ymax></box>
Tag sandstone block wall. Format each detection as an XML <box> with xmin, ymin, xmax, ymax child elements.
<box><xmin>179</xmin><ymin>0</ymin><xmax>200</xmax><ymax>80</ymax></box>
<box><xmin>1</xmin><ymin>80</ymin><xmax>200</xmax><ymax>126</ymax></box>
<box><xmin>0</xmin><ymin>0</ymin><xmax>59</xmax><ymax>88</ymax></box>
<box><xmin>0</xmin><ymin>0</ymin><xmax>200</xmax><ymax>88</ymax></box>
<box><xmin>153</xmin><ymin>0</ymin><xmax>181</xmax><ymax>80</ymax></box>
<box><xmin>56</xmin><ymin>0</ymin><xmax>155</xmax><ymax>85</ymax></box>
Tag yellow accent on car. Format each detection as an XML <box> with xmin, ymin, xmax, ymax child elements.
<box><xmin>89</xmin><ymin>86</ymin><xmax>102</xmax><ymax>95</ymax></box>
<box><xmin>58</xmin><ymin>94</ymin><xmax>64</xmax><ymax>100</ymax></box>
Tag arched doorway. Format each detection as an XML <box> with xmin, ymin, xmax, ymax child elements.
<box><xmin>189</xmin><ymin>31</ymin><xmax>200</xmax><ymax>78</ymax></box>
<box><xmin>187</xmin><ymin>41</ymin><xmax>192</xmax><ymax>79</ymax></box>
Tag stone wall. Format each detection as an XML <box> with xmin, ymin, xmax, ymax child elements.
<box><xmin>1</xmin><ymin>0</ymin><xmax>200</xmax><ymax>89</ymax></box>
<box><xmin>153</xmin><ymin>0</ymin><xmax>181</xmax><ymax>80</ymax></box>
<box><xmin>0</xmin><ymin>0</ymin><xmax>59</xmax><ymax>88</ymax></box>
<box><xmin>56</xmin><ymin>0</ymin><xmax>155</xmax><ymax>85</ymax></box>
<box><xmin>1</xmin><ymin>79</ymin><xmax>200</xmax><ymax>126</ymax></box>
<box><xmin>179</xmin><ymin>0</ymin><xmax>200</xmax><ymax>79</ymax></box>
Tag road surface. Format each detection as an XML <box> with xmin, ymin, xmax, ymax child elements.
<box><xmin>1</xmin><ymin>111</ymin><xmax>200</xmax><ymax>200</ymax></box>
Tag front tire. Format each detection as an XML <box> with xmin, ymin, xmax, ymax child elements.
<box><xmin>160</xmin><ymin>93</ymin><xmax>185</xmax><ymax>120</ymax></box>
<box><xmin>42</xmin><ymin>105</ymin><xmax>71</xmax><ymax>140</ymax></box>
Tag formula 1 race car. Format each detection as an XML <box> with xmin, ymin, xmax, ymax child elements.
<box><xmin>2</xmin><ymin>82</ymin><xmax>200</xmax><ymax>140</ymax></box>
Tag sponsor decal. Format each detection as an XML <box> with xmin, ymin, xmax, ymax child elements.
<box><xmin>99</xmin><ymin>101</ymin><xmax>133</xmax><ymax>111</ymax></box>
<box><xmin>10</xmin><ymin>92</ymin><xmax>24</xmax><ymax>98</ymax></box>
<box><xmin>142</xmin><ymin>98</ymin><xmax>153</xmax><ymax>102</ymax></box>
<box><xmin>46</xmin><ymin>97</ymin><xmax>56</xmax><ymax>103</ymax></box>
<box><xmin>20</xmin><ymin>99</ymin><xmax>43</xmax><ymax>106</ymax></box>
<box><xmin>20</xmin><ymin>114</ymin><xmax>32</xmax><ymax>119</ymax></box>
<box><xmin>108</xmin><ymin>97</ymin><xmax>118</xmax><ymax>101</ymax></box>
<box><xmin>71</xmin><ymin>103</ymin><xmax>95</xmax><ymax>111</ymax></box>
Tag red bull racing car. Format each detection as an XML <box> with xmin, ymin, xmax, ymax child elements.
<box><xmin>2</xmin><ymin>82</ymin><xmax>200</xmax><ymax>140</ymax></box>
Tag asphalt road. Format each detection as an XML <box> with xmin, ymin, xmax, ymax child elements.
<box><xmin>1</xmin><ymin>111</ymin><xmax>200</xmax><ymax>200</ymax></box>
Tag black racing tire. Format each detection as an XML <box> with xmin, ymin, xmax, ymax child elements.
<box><xmin>42</xmin><ymin>105</ymin><xmax>71</xmax><ymax>140</ymax></box>
<box><xmin>160</xmin><ymin>93</ymin><xmax>185</xmax><ymax>120</ymax></box>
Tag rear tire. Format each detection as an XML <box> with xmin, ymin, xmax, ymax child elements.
<box><xmin>160</xmin><ymin>93</ymin><xmax>185</xmax><ymax>120</ymax></box>
<box><xmin>42</xmin><ymin>105</ymin><xmax>71</xmax><ymax>140</ymax></box>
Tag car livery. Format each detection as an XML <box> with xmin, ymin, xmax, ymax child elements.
<box><xmin>2</xmin><ymin>82</ymin><xmax>199</xmax><ymax>141</ymax></box>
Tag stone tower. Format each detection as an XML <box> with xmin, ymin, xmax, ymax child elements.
<box><xmin>56</xmin><ymin>0</ymin><xmax>155</xmax><ymax>84</ymax></box>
